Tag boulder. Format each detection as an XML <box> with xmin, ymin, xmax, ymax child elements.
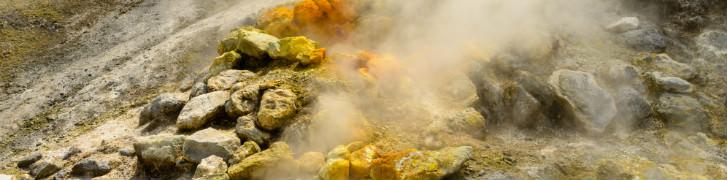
<box><xmin>641</xmin><ymin>54</ymin><xmax>696</xmax><ymax>80</ymax></box>
<box><xmin>656</xmin><ymin>94</ymin><xmax>708</xmax><ymax>131</ymax></box>
<box><xmin>649</xmin><ymin>72</ymin><xmax>694</xmax><ymax>93</ymax></box>
<box><xmin>269</xmin><ymin>36</ymin><xmax>326</xmax><ymax>65</ymax></box>
<box><xmin>370</xmin><ymin>146</ymin><xmax>473</xmax><ymax>180</ymax></box>
<box><xmin>696</xmin><ymin>30</ymin><xmax>727</xmax><ymax>60</ymax></box>
<box><xmin>139</xmin><ymin>93</ymin><xmax>187</xmax><ymax>129</ymax></box>
<box><xmin>61</xmin><ymin>147</ymin><xmax>81</xmax><ymax>160</ymax></box>
<box><xmin>349</xmin><ymin>145</ymin><xmax>378</xmax><ymax>178</ymax></box>
<box><xmin>235</xmin><ymin>115</ymin><xmax>272</xmax><ymax>146</ymax></box>
<box><xmin>71</xmin><ymin>158</ymin><xmax>114</xmax><ymax>177</ymax></box>
<box><xmin>613</xmin><ymin>87</ymin><xmax>652</xmax><ymax>126</ymax></box>
<box><xmin>441</xmin><ymin>73</ymin><xmax>479</xmax><ymax>107</ymax></box>
<box><xmin>444</xmin><ymin>108</ymin><xmax>486</xmax><ymax>136</ymax></box>
<box><xmin>621</xmin><ymin>28</ymin><xmax>667</xmax><ymax>52</ymax></box>
<box><xmin>606</xmin><ymin>17</ymin><xmax>639</xmax><ymax>33</ymax></box>
<box><xmin>235</xmin><ymin>28</ymin><xmax>280</xmax><ymax>59</ymax></box>
<box><xmin>208</xmin><ymin>51</ymin><xmax>243</xmax><ymax>79</ymax></box>
<box><xmin>177</xmin><ymin>91</ymin><xmax>230</xmax><ymax>131</ymax></box>
<box><xmin>549</xmin><ymin>70</ymin><xmax>617</xmax><ymax>133</ymax></box>
<box><xmin>257</xmin><ymin>88</ymin><xmax>298</xmax><ymax>131</ymax></box>
<box><xmin>133</xmin><ymin>134</ymin><xmax>186</xmax><ymax>170</ymax></box>
<box><xmin>297</xmin><ymin>152</ymin><xmax>325</xmax><ymax>174</ymax></box>
<box><xmin>29</xmin><ymin>160</ymin><xmax>62</xmax><ymax>179</ymax></box>
<box><xmin>228</xmin><ymin>141</ymin><xmax>262</xmax><ymax>165</ymax></box>
<box><xmin>17</xmin><ymin>152</ymin><xmax>42</xmax><ymax>169</ymax></box>
<box><xmin>183</xmin><ymin>128</ymin><xmax>241</xmax><ymax>163</ymax></box>
<box><xmin>193</xmin><ymin>155</ymin><xmax>229</xmax><ymax>179</ymax></box>
<box><xmin>227</xmin><ymin>142</ymin><xmax>294</xmax><ymax>180</ymax></box>
<box><xmin>318</xmin><ymin>158</ymin><xmax>350</xmax><ymax>180</ymax></box>
<box><xmin>207</xmin><ymin>70</ymin><xmax>256</xmax><ymax>92</ymax></box>
<box><xmin>226</xmin><ymin>85</ymin><xmax>261</xmax><ymax>118</ymax></box>
<box><xmin>507</xmin><ymin>84</ymin><xmax>542</xmax><ymax>127</ymax></box>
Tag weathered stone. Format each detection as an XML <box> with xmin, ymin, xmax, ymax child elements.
<box><xmin>507</xmin><ymin>83</ymin><xmax>541</xmax><ymax>127</ymax></box>
<box><xmin>642</xmin><ymin>54</ymin><xmax>697</xmax><ymax>80</ymax></box>
<box><xmin>550</xmin><ymin>70</ymin><xmax>617</xmax><ymax>133</ymax></box>
<box><xmin>257</xmin><ymin>88</ymin><xmax>298</xmax><ymax>131</ymax></box>
<box><xmin>649</xmin><ymin>72</ymin><xmax>694</xmax><ymax>93</ymax></box>
<box><xmin>696</xmin><ymin>30</ymin><xmax>727</xmax><ymax>60</ymax></box>
<box><xmin>227</xmin><ymin>142</ymin><xmax>294</xmax><ymax>180</ymax></box>
<box><xmin>133</xmin><ymin>134</ymin><xmax>185</xmax><ymax>170</ymax></box>
<box><xmin>445</xmin><ymin>108</ymin><xmax>486</xmax><ymax>137</ymax></box>
<box><xmin>177</xmin><ymin>91</ymin><xmax>230</xmax><ymax>131</ymax></box>
<box><xmin>208</xmin><ymin>51</ymin><xmax>243</xmax><ymax>79</ymax></box>
<box><xmin>71</xmin><ymin>158</ymin><xmax>113</xmax><ymax>177</ymax></box>
<box><xmin>62</xmin><ymin>147</ymin><xmax>81</xmax><ymax>160</ymax></box>
<box><xmin>12</xmin><ymin>174</ymin><xmax>33</xmax><ymax>180</ymax></box>
<box><xmin>370</xmin><ymin>146</ymin><xmax>473</xmax><ymax>180</ymax></box>
<box><xmin>190</xmin><ymin>81</ymin><xmax>210</xmax><ymax>99</ymax></box>
<box><xmin>29</xmin><ymin>160</ymin><xmax>62</xmax><ymax>179</ymax></box>
<box><xmin>228</xmin><ymin>141</ymin><xmax>262</xmax><ymax>165</ymax></box>
<box><xmin>606</xmin><ymin>17</ymin><xmax>639</xmax><ymax>33</ymax></box>
<box><xmin>235</xmin><ymin>115</ymin><xmax>271</xmax><ymax>146</ymax></box>
<box><xmin>621</xmin><ymin>28</ymin><xmax>667</xmax><ymax>52</ymax></box>
<box><xmin>119</xmin><ymin>147</ymin><xmax>135</xmax><ymax>157</ymax></box>
<box><xmin>656</xmin><ymin>94</ymin><xmax>708</xmax><ymax>131</ymax></box>
<box><xmin>269</xmin><ymin>36</ymin><xmax>325</xmax><ymax>65</ymax></box>
<box><xmin>17</xmin><ymin>152</ymin><xmax>42</xmax><ymax>169</ymax></box>
<box><xmin>297</xmin><ymin>152</ymin><xmax>325</xmax><ymax>174</ymax></box>
<box><xmin>183</xmin><ymin>128</ymin><xmax>240</xmax><ymax>163</ymax></box>
<box><xmin>613</xmin><ymin>87</ymin><xmax>652</xmax><ymax>127</ymax></box>
<box><xmin>139</xmin><ymin>93</ymin><xmax>187</xmax><ymax>129</ymax></box>
<box><xmin>226</xmin><ymin>85</ymin><xmax>261</xmax><ymax>118</ymax></box>
<box><xmin>318</xmin><ymin>158</ymin><xmax>350</xmax><ymax>180</ymax></box>
<box><xmin>207</xmin><ymin>70</ymin><xmax>256</xmax><ymax>92</ymax></box>
<box><xmin>349</xmin><ymin>145</ymin><xmax>378</xmax><ymax>178</ymax></box>
<box><xmin>194</xmin><ymin>155</ymin><xmax>229</xmax><ymax>179</ymax></box>
<box><xmin>236</xmin><ymin>28</ymin><xmax>280</xmax><ymax>59</ymax></box>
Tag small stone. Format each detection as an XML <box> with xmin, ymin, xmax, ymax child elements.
<box><xmin>133</xmin><ymin>134</ymin><xmax>186</xmax><ymax>171</ymax></box>
<box><xmin>643</xmin><ymin>54</ymin><xmax>697</xmax><ymax>80</ymax></box>
<box><xmin>257</xmin><ymin>88</ymin><xmax>298</xmax><ymax>131</ymax></box>
<box><xmin>649</xmin><ymin>72</ymin><xmax>694</xmax><ymax>93</ymax></box>
<box><xmin>183</xmin><ymin>128</ymin><xmax>240</xmax><ymax>163</ymax></box>
<box><xmin>269</xmin><ymin>36</ymin><xmax>326</xmax><ymax>65</ymax></box>
<box><xmin>194</xmin><ymin>155</ymin><xmax>228</xmax><ymax>179</ymax></box>
<box><xmin>228</xmin><ymin>141</ymin><xmax>262</xmax><ymax>165</ymax></box>
<box><xmin>656</xmin><ymin>94</ymin><xmax>708</xmax><ymax>131</ymax></box>
<box><xmin>139</xmin><ymin>93</ymin><xmax>187</xmax><ymax>129</ymax></box>
<box><xmin>71</xmin><ymin>158</ymin><xmax>114</xmax><ymax>177</ymax></box>
<box><xmin>606</xmin><ymin>17</ymin><xmax>639</xmax><ymax>33</ymax></box>
<box><xmin>206</xmin><ymin>70</ymin><xmax>256</xmax><ymax>92</ymax></box>
<box><xmin>235</xmin><ymin>115</ymin><xmax>272</xmax><ymax>146</ymax></box>
<box><xmin>177</xmin><ymin>91</ymin><xmax>230</xmax><ymax>131</ymax></box>
<box><xmin>62</xmin><ymin>147</ymin><xmax>81</xmax><ymax>160</ymax></box>
<box><xmin>119</xmin><ymin>147</ymin><xmax>135</xmax><ymax>156</ymax></box>
<box><xmin>235</xmin><ymin>28</ymin><xmax>281</xmax><ymax>59</ymax></box>
<box><xmin>227</xmin><ymin>142</ymin><xmax>294</xmax><ymax>180</ymax></box>
<box><xmin>17</xmin><ymin>152</ymin><xmax>42</xmax><ymax>169</ymax></box>
<box><xmin>208</xmin><ymin>51</ymin><xmax>243</xmax><ymax>79</ymax></box>
<box><xmin>225</xmin><ymin>85</ymin><xmax>261</xmax><ymax>118</ymax></box>
<box><xmin>29</xmin><ymin>160</ymin><xmax>62</xmax><ymax>179</ymax></box>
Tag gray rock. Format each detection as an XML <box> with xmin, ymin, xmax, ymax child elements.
<box><xmin>71</xmin><ymin>158</ymin><xmax>113</xmax><ymax>177</ymax></box>
<box><xmin>606</xmin><ymin>17</ymin><xmax>639</xmax><ymax>33</ymax></box>
<box><xmin>133</xmin><ymin>134</ymin><xmax>185</xmax><ymax>170</ymax></box>
<box><xmin>62</xmin><ymin>147</ymin><xmax>81</xmax><ymax>160</ymax></box>
<box><xmin>225</xmin><ymin>85</ymin><xmax>261</xmax><ymax>118</ymax></box>
<box><xmin>507</xmin><ymin>84</ymin><xmax>542</xmax><ymax>127</ymax></box>
<box><xmin>17</xmin><ymin>152</ymin><xmax>42</xmax><ymax>169</ymax></box>
<box><xmin>235</xmin><ymin>115</ymin><xmax>272</xmax><ymax>146</ymax></box>
<box><xmin>118</xmin><ymin>147</ymin><xmax>135</xmax><ymax>157</ymax></box>
<box><xmin>643</xmin><ymin>54</ymin><xmax>697</xmax><ymax>80</ymax></box>
<box><xmin>29</xmin><ymin>160</ymin><xmax>62</xmax><ymax>179</ymax></box>
<box><xmin>177</xmin><ymin>91</ymin><xmax>230</xmax><ymax>131</ymax></box>
<box><xmin>207</xmin><ymin>70</ymin><xmax>256</xmax><ymax>92</ymax></box>
<box><xmin>183</xmin><ymin>128</ymin><xmax>240</xmax><ymax>163</ymax></box>
<box><xmin>193</xmin><ymin>155</ymin><xmax>229</xmax><ymax>179</ymax></box>
<box><xmin>190</xmin><ymin>82</ymin><xmax>210</xmax><ymax>99</ymax></box>
<box><xmin>696</xmin><ymin>30</ymin><xmax>727</xmax><ymax>60</ymax></box>
<box><xmin>550</xmin><ymin>70</ymin><xmax>617</xmax><ymax>133</ymax></box>
<box><xmin>649</xmin><ymin>72</ymin><xmax>694</xmax><ymax>93</ymax></box>
<box><xmin>656</xmin><ymin>94</ymin><xmax>708</xmax><ymax>131</ymax></box>
<box><xmin>139</xmin><ymin>93</ymin><xmax>187</xmax><ymax>129</ymax></box>
<box><xmin>228</xmin><ymin>141</ymin><xmax>262</xmax><ymax>165</ymax></box>
<box><xmin>621</xmin><ymin>28</ymin><xmax>667</xmax><ymax>52</ymax></box>
<box><xmin>613</xmin><ymin>87</ymin><xmax>652</xmax><ymax>125</ymax></box>
<box><xmin>257</xmin><ymin>88</ymin><xmax>298</xmax><ymax>131</ymax></box>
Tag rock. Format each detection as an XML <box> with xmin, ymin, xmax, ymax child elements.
<box><xmin>208</xmin><ymin>51</ymin><xmax>243</xmax><ymax>79</ymax></box>
<box><xmin>207</xmin><ymin>70</ymin><xmax>256</xmax><ymax>92</ymax></box>
<box><xmin>177</xmin><ymin>91</ymin><xmax>230</xmax><ymax>131</ymax></box>
<box><xmin>190</xmin><ymin>81</ymin><xmax>210</xmax><ymax>99</ymax></box>
<box><xmin>269</xmin><ymin>36</ymin><xmax>326</xmax><ymax>65</ymax></box>
<box><xmin>194</xmin><ymin>155</ymin><xmax>229</xmax><ymax>179</ymax></box>
<box><xmin>318</xmin><ymin>158</ymin><xmax>350</xmax><ymax>180</ymax></box>
<box><xmin>133</xmin><ymin>134</ymin><xmax>186</xmax><ymax>170</ymax></box>
<box><xmin>506</xmin><ymin>84</ymin><xmax>542</xmax><ymax>127</ymax></box>
<box><xmin>606</xmin><ymin>17</ymin><xmax>639</xmax><ymax>33</ymax></box>
<box><xmin>139</xmin><ymin>93</ymin><xmax>187</xmax><ymax>129</ymax></box>
<box><xmin>597</xmin><ymin>62</ymin><xmax>642</xmax><ymax>87</ymax></box>
<box><xmin>349</xmin><ymin>145</ymin><xmax>378</xmax><ymax>178</ymax></box>
<box><xmin>71</xmin><ymin>158</ymin><xmax>113</xmax><ymax>177</ymax></box>
<box><xmin>641</xmin><ymin>54</ymin><xmax>696</xmax><ymax>80</ymax></box>
<box><xmin>183</xmin><ymin>128</ymin><xmax>241</xmax><ymax>163</ymax></box>
<box><xmin>442</xmin><ymin>74</ymin><xmax>479</xmax><ymax>107</ymax></box>
<box><xmin>235</xmin><ymin>115</ymin><xmax>272</xmax><ymax>146</ymax></box>
<box><xmin>235</xmin><ymin>28</ymin><xmax>280</xmax><ymax>59</ymax></box>
<box><xmin>297</xmin><ymin>152</ymin><xmax>325</xmax><ymax>174</ymax></box>
<box><xmin>370</xmin><ymin>146</ymin><xmax>473</xmax><ymax>180</ymax></box>
<box><xmin>17</xmin><ymin>152</ymin><xmax>42</xmax><ymax>169</ymax></box>
<box><xmin>62</xmin><ymin>147</ymin><xmax>81</xmax><ymax>160</ymax></box>
<box><xmin>649</xmin><ymin>72</ymin><xmax>694</xmax><ymax>93</ymax></box>
<box><xmin>597</xmin><ymin>160</ymin><xmax>636</xmax><ymax>180</ymax></box>
<box><xmin>228</xmin><ymin>141</ymin><xmax>262</xmax><ymax>165</ymax></box>
<box><xmin>12</xmin><ymin>174</ymin><xmax>32</xmax><ymax>180</ymax></box>
<box><xmin>656</xmin><ymin>94</ymin><xmax>708</xmax><ymax>131</ymax></box>
<box><xmin>257</xmin><ymin>88</ymin><xmax>298</xmax><ymax>131</ymax></box>
<box><xmin>621</xmin><ymin>28</ymin><xmax>667</xmax><ymax>52</ymax></box>
<box><xmin>444</xmin><ymin>108</ymin><xmax>486</xmax><ymax>137</ymax></box>
<box><xmin>29</xmin><ymin>160</ymin><xmax>62</xmax><ymax>179</ymax></box>
<box><xmin>696</xmin><ymin>30</ymin><xmax>727</xmax><ymax>60</ymax></box>
<box><xmin>549</xmin><ymin>70</ymin><xmax>618</xmax><ymax>133</ymax></box>
<box><xmin>119</xmin><ymin>147</ymin><xmax>135</xmax><ymax>157</ymax></box>
<box><xmin>227</xmin><ymin>142</ymin><xmax>294</xmax><ymax>180</ymax></box>
<box><xmin>226</xmin><ymin>85</ymin><xmax>261</xmax><ymax>118</ymax></box>
<box><xmin>613</xmin><ymin>87</ymin><xmax>652</xmax><ymax>127</ymax></box>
